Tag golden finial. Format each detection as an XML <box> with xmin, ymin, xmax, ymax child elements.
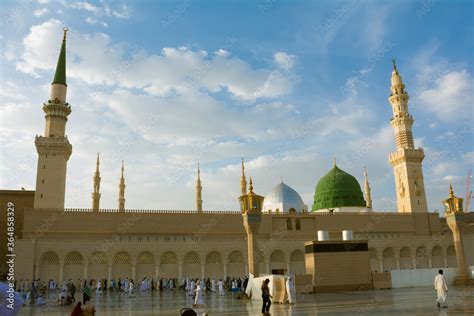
<box><xmin>63</xmin><ymin>27</ymin><xmax>68</xmax><ymax>41</ymax></box>
<box><xmin>392</xmin><ymin>58</ymin><xmax>397</xmax><ymax>71</ymax></box>
<box><xmin>121</xmin><ymin>160</ymin><xmax>124</xmax><ymax>177</ymax></box>
<box><xmin>241</xmin><ymin>158</ymin><xmax>245</xmax><ymax>173</ymax></box>
<box><xmin>449</xmin><ymin>183</ymin><xmax>454</xmax><ymax>197</ymax></box>
<box><xmin>249</xmin><ymin>177</ymin><xmax>254</xmax><ymax>193</ymax></box>
<box><xmin>333</xmin><ymin>157</ymin><xmax>337</xmax><ymax>167</ymax></box>
<box><xmin>197</xmin><ymin>162</ymin><xmax>201</xmax><ymax>177</ymax></box>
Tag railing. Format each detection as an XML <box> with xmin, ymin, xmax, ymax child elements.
<box><xmin>25</xmin><ymin>208</ymin><xmax>410</xmax><ymax>216</ymax></box>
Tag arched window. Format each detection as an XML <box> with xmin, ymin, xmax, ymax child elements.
<box><xmin>287</xmin><ymin>218</ymin><xmax>292</xmax><ymax>230</ymax></box>
<box><xmin>295</xmin><ymin>218</ymin><xmax>301</xmax><ymax>230</ymax></box>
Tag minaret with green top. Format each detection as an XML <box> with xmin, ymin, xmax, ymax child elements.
<box><xmin>34</xmin><ymin>27</ymin><xmax>72</xmax><ymax>209</ymax></box>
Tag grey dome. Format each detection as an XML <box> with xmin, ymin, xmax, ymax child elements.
<box><xmin>263</xmin><ymin>181</ymin><xmax>307</xmax><ymax>213</ymax></box>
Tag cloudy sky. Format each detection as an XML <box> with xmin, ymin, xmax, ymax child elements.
<box><xmin>0</xmin><ymin>0</ymin><xmax>472</xmax><ymax>212</ymax></box>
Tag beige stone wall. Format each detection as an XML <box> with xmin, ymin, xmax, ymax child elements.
<box><xmin>0</xmin><ymin>190</ymin><xmax>34</xmax><ymax>277</ymax></box>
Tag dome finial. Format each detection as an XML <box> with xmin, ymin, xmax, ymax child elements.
<box><xmin>63</xmin><ymin>27</ymin><xmax>68</xmax><ymax>41</ymax></box>
<box><xmin>333</xmin><ymin>157</ymin><xmax>337</xmax><ymax>167</ymax></box>
<box><xmin>392</xmin><ymin>58</ymin><xmax>397</xmax><ymax>71</ymax></box>
<box><xmin>280</xmin><ymin>176</ymin><xmax>283</xmax><ymax>183</ymax></box>
<box><xmin>249</xmin><ymin>177</ymin><xmax>254</xmax><ymax>193</ymax></box>
<box><xmin>449</xmin><ymin>183</ymin><xmax>454</xmax><ymax>197</ymax></box>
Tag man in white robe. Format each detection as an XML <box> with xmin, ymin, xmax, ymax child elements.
<box><xmin>434</xmin><ymin>269</ymin><xmax>448</xmax><ymax>308</ymax></box>
<box><xmin>286</xmin><ymin>276</ymin><xmax>296</xmax><ymax>304</ymax></box>
<box><xmin>211</xmin><ymin>278</ymin><xmax>216</xmax><ymax>292</ymax></box>
<box><xmin>218</xmin><ymin>279</ymin><xmax>225</xmax><ymax>296</ymax></box>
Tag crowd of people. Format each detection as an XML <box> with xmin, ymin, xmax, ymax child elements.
<box><xmin>15</xmin><ymin>274</ymin><xmax>299</xmax><ymax>315</ymax></box>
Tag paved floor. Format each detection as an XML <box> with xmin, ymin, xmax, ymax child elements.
<box><xmin>17</xmin><ymin>286</ymin><xmax>474</xmax><ymax>315</ymax></box>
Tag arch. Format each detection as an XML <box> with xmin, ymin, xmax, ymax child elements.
<box><xmin>269</xmin><ymin>250</ymin><xmax>286</xmax><ymax>274</ymax></box>
<box><xmin>205</xmin><ymin>251</ymin><xmax>223</xmax><ymax>278</ymax></box>
<box><xmin>447</xmin><ymin>245</ymin><xmax>456</xmax><ymax>267</ymax></box>
<box><xmin>270</xmin><ymin>250</ymin><xmax>285</xmax><ymax>262</ymax></box>
<box><xmin>399</xmin><ymin>247</ymin><xmax>413</xmax><ymax>270</ymax></box>
<box><xmin>160</xmin><ymin>251</ymin><xmax>178</xmax><ymax>278</ymax></box>
<box><xmin>182</xmin><ymin>251</ymin><xmax>201</xmax><ymax>278</ymax></box>
<box><xmin>227</xmin><ymin>250</ymin><xmax>245</xmax><ymax>278</ymax></box>
<box><xmin>64</xmin><ymin>251</ymin><xmax>84</xmax><ymax>265</ymax></box>
<box><xmin>64</xmin><ymin>251</ymin><xmax>84</xmax><ymax>281</ymax></box>
<box><xmin>289</xmin><ymin>208</ymin><xmax>296</xmax><ymax>213</ymax></box>
<box><xmin>289</xmin><ymin>250</ymin><xmax>305</xmax><ymax>275</ymax></box>
<box><xmin>382</xmin><ymin>247</ymin><xmax>396</xmax><ymax>271</ymax></box>
<box><xmin>88</xmin><ymin>251</ymin><xmax>108</xmax><ymax>281</ymax></box>
<box><xmin>431</xmin><ymin>246</ymin><xmax>444</xmax><ymax>268</ymax></box>
<box><xmin>136</xmin><ymin>251</ymin><xmax>155</xmax><ymax>281</ymax></box>
<box><xmin>415</xmin><ymin>246</ymin><xmax>429</xmax><ymax>269</ymax></box>
<box><xmin>369</xmin><ymin>248</ymin><xmax>379</xmax><ymax>272</ymax></box>
<box><xmin>39</xmin><ymin>251</ymin><xmax>60</xmax><ymax>282</ymax></box>
<box><xmin>112</xmin><ymin>251</ymin><xmax>132</xmax><ymax>279</ymax></box>
<box><xmin>286</xmin><ymin>218</ymin><xmax>292</xmax><ymax>230</ymax></box>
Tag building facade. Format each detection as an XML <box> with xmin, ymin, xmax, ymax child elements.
<box><xmin>2</xmin><ymin>31</ymin><xmax>474</xmax><ymax>285</ymax></box>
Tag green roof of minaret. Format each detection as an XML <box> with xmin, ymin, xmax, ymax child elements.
<box><xmin>52</xmin><ymin>27</ymin><xmax>68</xmax><ymax>86</ymax></box>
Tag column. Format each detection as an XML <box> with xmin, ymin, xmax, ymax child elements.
<box><xmin>155</xmin><ymin>264</ymin><xmax>159</xmax><ymax>279</ymax></box>
<box><xmin>132</xmin><ymin>264</ymin><xmax>136</xmax><ymax>281</ymax></box>
<box><xmin>412</xmin><ymin>257</ymin><xmax>416</xmax><ymax>269</ymax></box>
<box><xmin>201</xmin><ymin>264</ymin><xmax>205</xmax><ymax>279</ymax></box>
<box><xmin>266</xmin><ymin>262</ymin><xmax>270</xmax><ymax>274</ymax></box>
<box><xmin>223</xmin><ymin>262</ymin><xmax>228</xmax><ymax>279</ymax></box>
<box><xmin>395</xmin><ymin>255</ymin><xmax>400</xmax><ymax>270</ymax></box>
<box><xmin>35</xmin><ymin>264</ymin><xmax>39</xmax><ymax>279</ymax></box>
<box><xmin>378</xmin><ymin>258</ymin><xmax>383</xmax><ymax>272</ymax></box>
<box><xmin>428</xmin><ymin>256</ymin><xmax>433</xmax><ymax>268</ymax></box>
<box><xmin>59</xmin><ymin>264</ymin><xmax>64</xmax><ymax>283</ymax></box>
<box><xmin>286</xmin><ymin>261</ymin><xmax>291</xmax><ymax>274</ymax></box>
<box><xmin>108</xmin><ymin>264</ymin><xmax>112</xmax><ymax>282</ymax></box>
<box><xmin>178</xmin><ymin>263</ymin><xmax>183</xmax><ymax>280</ymax></box>
<box><xmin>84</xmin><ymin>264</ymin><xmax>88</xmax><ymax>279</ymax></box>
<box><xmin>244</xmin><ymin>262</ymin><xmax>248</xmax><ymax>275</ymax></box>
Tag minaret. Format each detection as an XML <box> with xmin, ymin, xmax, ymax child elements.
<box><xmin>118</xmin><ymin>161</ymin><xmax>125</xmax><ymax>212</ymax></box>
<box><xmin>364</xmin><ymin>167</ymin><xmax>372</xmax><ymax>209</ymax></box>
<box><xmin>388</xmin><ymin>59</ymin><xmax>428</xmax><ymax>213</ymax></box>
<box><xmin>240</xmin><ymin>176</ymin><xmax>264</xmax><ymax>277</ymax></box>
<box><xmin>196</xmin><ymin>163</ymin><xmax>203</xmax><ymax>213</ymax></box>
<box><xmin>34</xmin><ymin>27</ymin><xmax>72</xmax><ymax>209</ymax></box>
<box><xmin>92</xmin><ymin>153</ymin><xmax>101</xmax><ymax>211</ymax></box>
<box><xmin>240</xmin><ymin>158</ymin><xmax>247</xmax><ymax>196</ymax></box>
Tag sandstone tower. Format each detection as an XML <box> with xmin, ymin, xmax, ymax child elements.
<box><xmin>388</xmin><ymin>59</ymin><xmax>428</xmax><ymax>213</ymax></box>
<box><xmin>34</xmin><ymin>28</ymin><xmax>72</xmax><ymax>209</ymax></box>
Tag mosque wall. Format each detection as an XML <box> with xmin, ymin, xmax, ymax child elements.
<box><xmin>0</xmin><ymin>190</ymin><xmax>34</xmax><ymax>277</ymax></box>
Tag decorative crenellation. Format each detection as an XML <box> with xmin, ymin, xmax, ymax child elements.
<box><xmin>389</xmin><ymin>148</ymin><xmax>425</xmax><ymax>165</ymax></box>
<box><xmin>35</xmin><ymin>136</ymin><xmax>72</xmax><ymax>159</ymax></box>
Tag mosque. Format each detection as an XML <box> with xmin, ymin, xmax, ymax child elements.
<box><xmin>1</xmin><ymin>29</ymin><xmax>473</xmax><ymax>289</ymax></box>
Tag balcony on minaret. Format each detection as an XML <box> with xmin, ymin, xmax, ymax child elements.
<box><xmin>35</xmin><ymin>136</ymin><xmax>72</xmax><ymax>159</ymax></box>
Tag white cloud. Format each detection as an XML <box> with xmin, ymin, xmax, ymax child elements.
<box><xmin>37</xmin><ymin>0</ymin><xmax>49</xmax><ymax>3</ymax></box>
<box><xmin>34</xmin><ymin>8</ymin><xmax>49</xmax><ymax>17</ymax></box>
<box><xmin>69</xmin><ymin>2</ymin><xmax>101</xmax><ymax>15</ymax></box>
<box><xmin>417</xmin><ymin>70</ymin><xmax>473</xmax><ymax>119</ymax></box>
<box><xmin>85</xmin><ymin>17</ymin><xmax>108</xmax><ymax>28</ymax></box>
<box><xmin>274</xmin><ymin>52</ymin><xmax>296</xmax><ymax>70</ymax></box>
<box><xmin>16</xmin><ymin>20</ymin><xmax>295</xmax><ymax>101</ymax></box>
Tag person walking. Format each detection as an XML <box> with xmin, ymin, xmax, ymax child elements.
<box><xmin>261</xmin><ymin>279</ymin><xmax>272</xmax><ymax>315</ymax></box>
<box><xmin>434</xmin><ymin>269</ymin><xmax>448</xmax><ymax>309</ymax></box>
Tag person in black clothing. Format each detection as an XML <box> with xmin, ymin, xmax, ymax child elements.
<box><xmin>261</xmin><ymin>279</ymin><xmax>272</xmax><ymax>315</ymax></box>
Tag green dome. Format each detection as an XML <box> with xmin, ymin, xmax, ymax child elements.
<box><xmin>312</xmin><ymin>165</ymin><xmax>366</xmax><ymax>211</ymax></box>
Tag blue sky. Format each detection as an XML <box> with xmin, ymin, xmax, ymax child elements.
<box><xmin>0</xmin><ymin>0</ymin><xmax>473</xmax><ymax>212</ymax></box>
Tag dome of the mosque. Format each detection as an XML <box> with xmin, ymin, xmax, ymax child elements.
<box><xmin>312</xmin><ymin>164</ymin><xmax>366</xmax><ymax>211</ymax></box>
<box><xmin>263</xmin><ymin>181</ymin><xmax>307</xmax><ymax>213</ymax></box>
